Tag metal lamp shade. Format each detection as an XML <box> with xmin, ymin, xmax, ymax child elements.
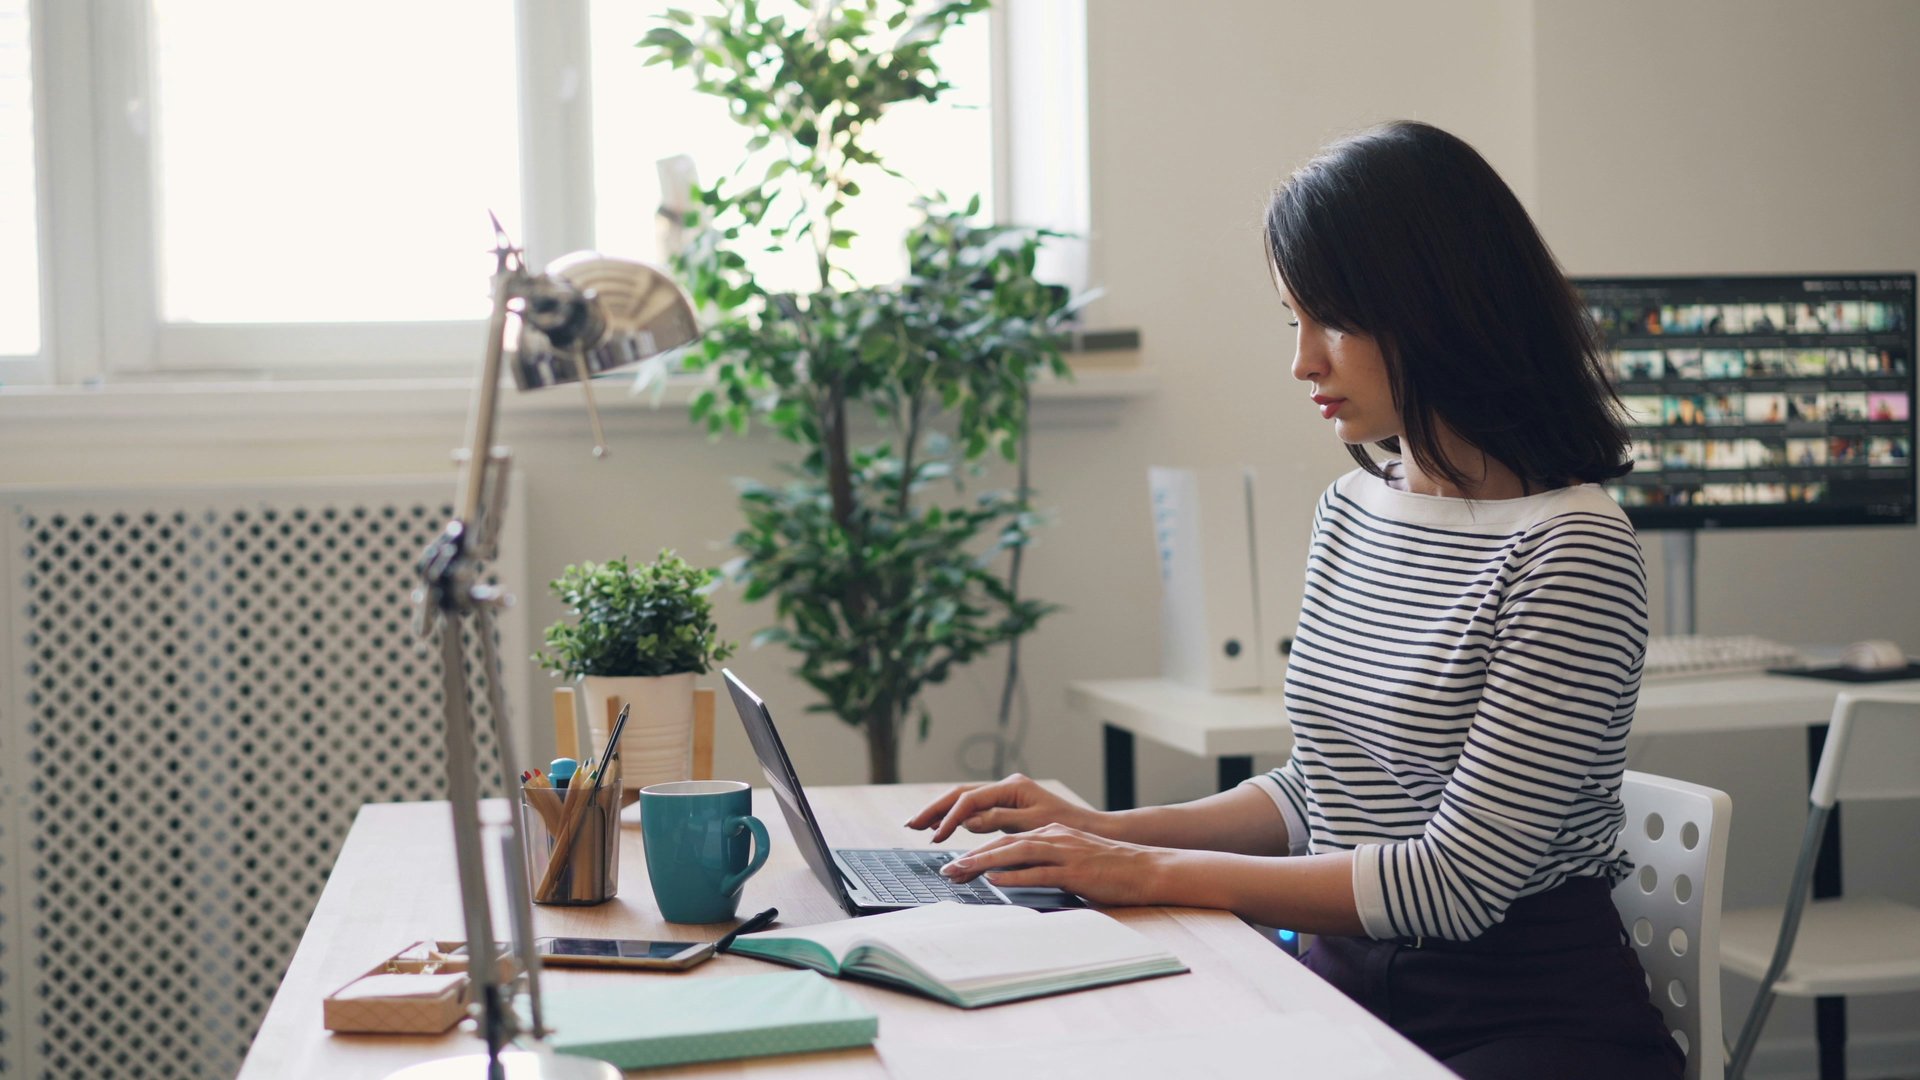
<box><xmin>510</xmin><ymin>253</ymin><xmax>700</xmax><ymax>391</ymax></box>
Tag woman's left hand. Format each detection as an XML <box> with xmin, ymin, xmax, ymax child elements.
<box><xmin>939</xmin><ymin>823</ymin><xmax>1172</xmax><ymax>907</ymax></box>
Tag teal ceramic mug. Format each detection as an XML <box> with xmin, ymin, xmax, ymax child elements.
<box><xmin>639</xmin><ymin>780</ymin><xmax>771</xmax><ymax>923</ymax></box>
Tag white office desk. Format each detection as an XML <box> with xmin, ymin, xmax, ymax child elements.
<box><xmin>1635</xmin><ymin>671</ymin><xmax>1920</xmax><ymax>733</ymax></box>
<box><xmin>1069</xmin><ymin>671</ymin><xmax>1920</xmax><ymax>809</ymax></box>
<box><xmin>1064</xmin><ymin>679</ymin><xmax>1292</xmax><ymax>810</ymax></box>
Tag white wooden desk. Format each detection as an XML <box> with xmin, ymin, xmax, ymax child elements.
<box><xmin>1066</xmin><ymin>679</ymin><xmax>1293</xmax><ymax>810</ymax></box>
<box><xmin>241</xmin><ymin>782</ymin><xmax>1451</xmax><ymax>1079</ymax></box>
<box><xmin>1634</xmin><ymin>671</ymin><xmax>1920</xmax><ymax>733</ymax></box>
<box><xmin>1070</xmin><ymin>671</ymin><xmax>1920</xmax><ymax>810</ymax></box>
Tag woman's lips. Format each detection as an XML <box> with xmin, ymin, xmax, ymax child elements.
<box><xmin>1312</xmin><ymin>395</ymin><xmax>1345</xmax><ymax>419</ymax></box>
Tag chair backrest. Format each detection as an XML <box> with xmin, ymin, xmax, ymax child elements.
<box><xmin>1811</xmin><ymin>690</ymin><xmax>1920</xmax><ymax>808</ymax></box>
<box><xmin>1614</xmin><ymin>770</ymin><xmax>1733</xmax><ymax>1080</ymax></box>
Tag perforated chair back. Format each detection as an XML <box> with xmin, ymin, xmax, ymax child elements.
<box><xmin>1614</xmin><ymin>770</ymin><xmax>1732</xmax><ymax>1080</ymax></box>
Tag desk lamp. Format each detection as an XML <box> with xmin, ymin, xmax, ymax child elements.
<box><xmin>392</xmin><ymin>216</ymin><xmax>698</xmax><ymax>1080</ymax></box>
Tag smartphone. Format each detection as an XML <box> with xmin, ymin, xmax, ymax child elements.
<box><xmin>533</xmin><ymin>936</ymin><xmax>713</xmax><ymax>971</ymax></box>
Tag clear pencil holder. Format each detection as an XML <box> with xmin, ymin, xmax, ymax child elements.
<box><xmin>521</xmin><ymin>778</ymin><xmax>623</xmax><ymax>906</ymax></box>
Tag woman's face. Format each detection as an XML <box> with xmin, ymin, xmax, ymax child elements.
<box><xmin>1279</xmin><ymin>283</ymin><xmax>1400</xmax><ymax>445</ymax></box>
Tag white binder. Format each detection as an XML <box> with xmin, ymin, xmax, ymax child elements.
<box><xmin>1248</xmin><ymin>466</ymin><xmax>1305</xmax><ymax>689</ymax></box>
<box><xmin>1148</xmin><ymin>466</ymin><xmax>1261</xmax><ymax>691</ymax></box>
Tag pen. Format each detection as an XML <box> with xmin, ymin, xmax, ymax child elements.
<box><xmin>715</xmin><ymin>906</ymin><xmax>779</xmax><ymax>953</ymax></box>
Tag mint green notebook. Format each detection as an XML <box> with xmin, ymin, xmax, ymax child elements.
<box><xmin>543</xmin><ymin>970</ymin><xmax>877</xmax><ymax>1069</ymax></box>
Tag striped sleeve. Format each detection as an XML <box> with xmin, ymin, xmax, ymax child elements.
<box><xmin>1245</xmin><ymin>755</ymin><xmax>1312</xmax><ymax>856</ymax></box>
<box><xmin>1243</xmin><ymin>490</ymin><xmax>1323</xmax><ymax>857</ymax></box>
<box><xmin>1351</xmin><ymin>512</ymin><xmax>1647</xmax><ymax>941</ymax></box>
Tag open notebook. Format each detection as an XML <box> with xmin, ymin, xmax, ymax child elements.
<box><xmin>725</xmin><ymin>901</ymin><xmax>1188</xmax><ymax>1008</ymax></box>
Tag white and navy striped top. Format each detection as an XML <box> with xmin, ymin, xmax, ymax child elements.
<box><xmin>1247</xmin><ymin>465</ymin><xmax>1648</xmax><ymax>943</ymax></box>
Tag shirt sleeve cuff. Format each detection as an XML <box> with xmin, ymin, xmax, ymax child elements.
<box><xmin>1240</xmin><ymin>775</ymin><xmax>1310</xmax><ymax>856</ymax></box>
<box><xmin>1350</xmin><ymin>844</ymin><xmax>1397</xmax><ymax>940</ymax></box>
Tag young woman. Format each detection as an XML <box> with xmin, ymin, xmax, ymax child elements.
<box><xmin>908</xmin><ymin>121</ymin><xmax>1683</xmax><ymax>1079</ymax></box>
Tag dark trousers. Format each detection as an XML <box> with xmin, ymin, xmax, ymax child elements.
<box><xmin>1302</xmin><ymin>877</ymin><xmax>1686</xmax><ymax>1080</ymax></box>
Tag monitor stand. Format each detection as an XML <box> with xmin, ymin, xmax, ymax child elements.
<box><xmin>1662</xmin><ymin>530</ymin><xmax>1697</xmax><ymax>636</ymax></box>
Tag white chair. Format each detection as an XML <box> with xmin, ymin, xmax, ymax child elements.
<box><xmin>1615</xmin><ymin>769</ymin><xmax>1733</xmax><ymax>1080</ymax></box>
<box><xmin>1722</xmin><ymin>690</ymin><xmax>1920</xmax><ymax>1080</ymax></box>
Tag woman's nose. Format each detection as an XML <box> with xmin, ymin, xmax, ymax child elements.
<box><xmin>1290</xmin><ymin>342</ymin><xmax>1321</xmax><ymax>383</ymax></box>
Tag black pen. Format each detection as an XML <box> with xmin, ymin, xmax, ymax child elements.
<box><xmin>715</xmin><ymin>906</ymin><xmax>779</xmax><ymax>953</ymax></box>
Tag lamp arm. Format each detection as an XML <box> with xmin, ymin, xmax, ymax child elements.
<box><xmin>434</xmin><ymin>619</ymin><xmax>510</xmax><ymax>1063</ymax></box>
<box><xmin>410</xmin><ymin>252</ymin><xmax>542</xmax><ymax>1071</ymax></box>
<box><xmin>458</xmin><ymin>263</ymin><xmax>522</xmax><ymax>529</ymax></box>
<box><xmin>476</xmin><ymin>601</ymin><xmax>548</xmax><ymax>1039</ymax></box>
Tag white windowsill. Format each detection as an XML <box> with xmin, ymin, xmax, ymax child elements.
<box><xmin>0</xmin><ymin>362</ymin><xmax>1155</xmax><ymax>450</ymax></box>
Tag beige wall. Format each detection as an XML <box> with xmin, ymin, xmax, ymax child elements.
<box><xmin>1533</xmin><ymin>2</ymin><xmax>1920</xmax><ymax>1066</ymax></box>
<box><xmin>1074</xmin><ymin>0</ymin><xmax>1541</xmax><ymax>807</ymax></box>
<box><xmin>1536</xmin><ymin>0</ymin><xmax>1920</xmax><ymax>650</ymax></box>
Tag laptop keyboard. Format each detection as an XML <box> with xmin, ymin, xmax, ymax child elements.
<box><xmin>842</xmin><ymin>849</ymin><xmax>1004</xmax><ymax>905</ymax></box>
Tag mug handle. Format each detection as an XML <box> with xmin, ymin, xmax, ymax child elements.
<box><xmin>721</xmin><ymin>814</ymin><xmax>771</xmax><ymax>896</ymax></box>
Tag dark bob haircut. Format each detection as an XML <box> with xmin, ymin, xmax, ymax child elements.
<box><xmin>1266</xmin><ymin>120</ymin><xmax>1630</xmax><ymax>492</ymax></box>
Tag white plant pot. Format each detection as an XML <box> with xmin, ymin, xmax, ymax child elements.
<box><xmin>579</xmin><ymin>673</ymin><xmax>697</xmax><ymax>798</ymax></box>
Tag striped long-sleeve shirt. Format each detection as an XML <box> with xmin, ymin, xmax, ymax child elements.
<box><xmin>1247</xmin><ymin>465</ymin><xmax>1648</xmax><ymax>942</ymax></box>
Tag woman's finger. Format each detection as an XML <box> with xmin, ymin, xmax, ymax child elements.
<box><xmin>931</xmin><ymin>790</ymin><xmax>990</xmax><ymax>842</ymax></box>
<box><xmin>905</xmin><ymin>783</ymin><xmax>980</xmax><ymax>829</ymax></box>
<box><xmin>982</xmin><ymin>867</ymin><xmax>1060</xmax><ymax>889</ymax></box>
<box><xmin>949</xmin><ymin>832</ymin><xmax>1024</xmax><ymax>864</ymax></box>
<box><xmin>944</xmin><ymin>837</ymin><xmax>1053</xmax><ymax>880</ymax></box>
<box><xmin>961</xmin><ymin>806</ymin><xmax>1033</xmax><ymax>835</ymax></box>
<box><xmin>932</xmin><ymin>779</ymin><xmax>1023</xmax><ymax>841</ymax></box>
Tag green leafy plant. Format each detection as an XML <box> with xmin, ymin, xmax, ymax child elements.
<box><xmin>535</xmin><ymin>552</ymin><xmax>736</xmax><ymax>679</ymax></box>
<box><xmin>639</xmin><ymin>0</ymin><xmax>1084</xmax><ymax>782</ymax></box>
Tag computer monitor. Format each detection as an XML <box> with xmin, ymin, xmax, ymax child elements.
<box><xmin>1575</xmin><ymin>273</ymin><xmax>1916</xmax><ymax>530</ymax></box>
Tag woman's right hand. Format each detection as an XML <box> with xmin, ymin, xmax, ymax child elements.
<box><xmin>904</xmin><ymin>773</ymin><xmax>1104</xmax><ymax>843</ymax></box>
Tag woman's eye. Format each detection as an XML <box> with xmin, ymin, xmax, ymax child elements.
<box><xmin>1286</xmin><ymin>318</ymin><xmax>1300</xmax><ymax>328</ymax></box>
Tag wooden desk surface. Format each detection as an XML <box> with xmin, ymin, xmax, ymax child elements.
<box><xmin>241</xmin><ymin>782</ymin><xmax>1447</xmax><ymax>1078</ymax></box>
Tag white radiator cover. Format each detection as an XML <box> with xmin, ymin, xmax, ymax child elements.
<box><xmin>0</xmin><ymin>476</ymin><xmax>527</xmax><ymax>1079</ymax></box>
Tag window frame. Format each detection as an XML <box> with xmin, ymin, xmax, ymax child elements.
<box><xmin>19</xmin><ymin>0</ymin><xmax>1084</xmax><ymax>386</ymax></box>
<box><xmin>85</xmin><ymin>0</ymin><xmax>573</xmax><ymax>379</ymax></box>
<box><xmin>0</xmin><ymin>0</ymin><xmax>52</xmax><ymax>385</ymax></box>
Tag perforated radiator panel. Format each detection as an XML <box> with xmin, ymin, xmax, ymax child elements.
<box><xmin>0</xmin><ymin>477</ymin><xmax>527</xmax><ymax>1079</ymax></box>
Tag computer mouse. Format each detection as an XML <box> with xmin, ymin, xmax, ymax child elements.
<box><xmin>1842</xmin><ymin>639</ymin><xmax>1908</xmax><ymax>673</ymax></box>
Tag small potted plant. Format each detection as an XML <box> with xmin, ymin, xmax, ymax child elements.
<box><xmin>536</xmin><ymin>551</ymin><xmax>735</xmax><ymax>797</ymax></box>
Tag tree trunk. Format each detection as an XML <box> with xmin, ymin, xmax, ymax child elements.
<box><xmin>864</xmin><ymin>702</ymin><xmax>901</xmax><ymax>784</ymax></box>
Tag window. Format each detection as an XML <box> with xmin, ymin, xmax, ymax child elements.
<box><xmin>13</xmin><ymin>1</ymin><xmax>1085</xmax><ymax>384</ymax></box>
<box><xmin>587</xmin><ymin>1</ymin><xmax>993</xmax><ymax>292</ymax></box>
<box><xmin>148</xmin><ymin>1</ymin><xmax>521</xmax><ymax>325</ymax></box>
<box><xmin>0</xmin><ymin>0</ymin><xmax>40</xmax><ymax>360</ymax></box>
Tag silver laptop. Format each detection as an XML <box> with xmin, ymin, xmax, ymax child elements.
<box><xmin>723</xmin><ymin>669</ymin><xmax>1083</xmax><ymax>916</ymax></box>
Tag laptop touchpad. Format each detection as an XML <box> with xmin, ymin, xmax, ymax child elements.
<box><xmin>996</xmin><ymin>886</ymin><xmax>1086</xmax><ymax>911</ymax></box>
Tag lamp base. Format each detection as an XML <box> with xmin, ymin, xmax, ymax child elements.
<box><xmin>383</xmin><ymin>1048</ymin><xmax>621</xmax><ymax>1080</ymax></box>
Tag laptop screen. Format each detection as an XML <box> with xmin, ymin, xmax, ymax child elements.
<box><xmin>722</xmin><ymin>670</ymin><xmax>853</xmax><ymax>911</ymax></box>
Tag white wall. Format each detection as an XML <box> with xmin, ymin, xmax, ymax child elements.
<box><xmin>4</xmin><ymin>2</ymin><xmax>1917</xmax><ymax>1073</ymax></box>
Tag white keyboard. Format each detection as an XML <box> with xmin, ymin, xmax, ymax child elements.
<box><xmin>1642</xmin><ymin>635</ymin><xmax>1805</xmax><ymax>681</ymax></box>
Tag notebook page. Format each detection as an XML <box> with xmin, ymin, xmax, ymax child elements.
<box><xmin>873</xmin><ymin>909</ymin><xmax>1173</xmax><ymax>989</ymax></box>
<box><xmin>743</xmin><ymin>902</ymin><xmax>1036</xmax><ymax>963</ymax></box>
